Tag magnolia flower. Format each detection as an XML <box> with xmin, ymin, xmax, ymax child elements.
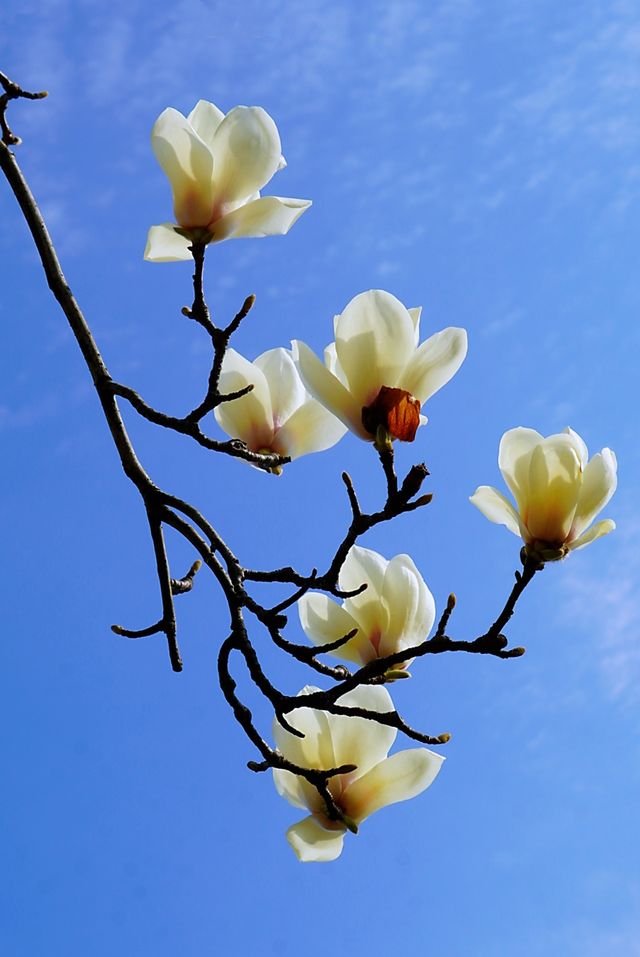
<box><xmin>273</xmin><ymin>684</ymin><xmax>444</xmax><ymax>862</ymax></box>
<box><xmin>213</xmin><ymin>347</ymin><xmax>347</xmax><ymax>461</ymax></box>
<box><xmin>470</xmin><ymin>427</ymin><xmax>617</xmax><ymax>561</ymax></box>
<box><xmin>145</xmin><ymin>99</ymin><xmax>311</xmax><ymax>262</ymax></box>
<box><xmin>298</xmin><ymin>545</ymin><xmax>435</xmax><ymax>671</ymax></box>
<box><xmin>292</xmin><ymin>289</ymin><xmax>467</xmax><ymax>443</ymax></box>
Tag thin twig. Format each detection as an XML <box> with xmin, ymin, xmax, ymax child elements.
<box><xmin>0</xmin><ymin>72</ymin><xmax>47</xmax><ymax>145</ymax></box>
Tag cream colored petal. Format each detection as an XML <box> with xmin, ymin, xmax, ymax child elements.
<box><xmin>286</xmin><ymin>817</ymin><xmax>346</xmax><ymax>863</ymax></box>
<box><xmin>469</xmin><ymin>485</ymin><xmax>522</xmax><ymax>537</ymax></box>
<box><xmin>568</xmin><ymin>518</ymin><xmax>616</xmax><ymax>552</ymax></box>
<box><xmin>186</xmin><ymin>99</ymin><xmax>226</xmax><ymax>148</ymax></box>
<box><xmin>210</xmin><ymin>105</ymin><xmax>282</xmax><ymax>205</ymax></box>
<box><xmin>564</xmin><ymin>426</ymin><xmax>589</xmax><ymax>469</ymax></box>
<box><xmin>334</xmin><ymin>290</ymin><xmax>417</xmax><ymax>406</ymax></box>
<box><xmin>254</xmin><ymin>348</ymin><xmax>305</xmax><ymax>426</ymax></box>
<box><xmin>408</xmin><ymin>306</ymin><xmax>422</xmax><ymax>345</ymax></box>
<box><xmin>379</xmin><ymin>554</ymin><xmax>435</xmax><ymax>658</ymax></box>
<box><xmin>344</xmin><ymin>749</ymin><xmax>444</xmax><ymax>823</ymax></box>
<box><xmin>525</xmin><ymin>436</ymin><xmax>582</xmax><ymax>542</ymax></box>
<box><xmin>272</xmin><ymin>768</ymin><xmax>308</xmax><ymax>810</ymax></box>
<box><xmin>151</xmin><ymin>107</ymin><xmax>215</xmax><ymax>227</ymax></box>
<box><xmin>498</xmin><ymin>427</ymin><xmax>544</xmax><ymax>508</ymax></box>
<box><xmin>292</xmin><ymin>340</ymin><xmax>366</xmax><ymax>437</ymax></box>
<box><xmin>401</xmin><ymin>327</ymin><xmax>468</xmax><ymax>403</ymax></box>
<box><xmin>144</xmin><ymin>224</ymin><xmax>193</xmax><ymax>262</ymax></box>
<box><xmin>275</xmin><ymin>400</ymin><xmax>348</xmax><ymax>459</ymax></box>
<box><xmin>272</xmin><ymin>687</ymin><xmax>337</xmax><ymax>777</ymax></box>
<box><xmin>297</xmin><ymin>594</ymin><xmax>370</xmax><ymax>664</ymax></box>
<box><xmin>328</xmin><ymin>685</ymin><xmax>397</xmax><ymax>773</ymax></box>
<box><xmin>209</xmin><ymin>196</ymin><xmax>312</xmax><ymax>242</ymax></box>
<box><xmin>339</xmin><ymin>546</ymin><xmax>387</xmax><ymax>597</ymax></box>
<box><xmin>213</xmin><ymin>349</ymin><xmax>274</xmax><ymax>450</ymax></box>
<box><xmin>339</xmin><ymin>546</ymin><xmax>390</xmax><ymax>642</ymax></box>
<box><xmin>570</xmin><ymin>449</ymin><xmax>618</xmax><ymax>540</ymax></box>
<box><xmin>324</xmin><ymin>342</ymin><xmax>349</xmax><ymax>385</ymax></box>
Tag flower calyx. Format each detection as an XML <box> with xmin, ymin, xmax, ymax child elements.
<box><xmin>362</xmin><ymin>386</ymin><xmax>421</xmax><ymax>444</ymax></box>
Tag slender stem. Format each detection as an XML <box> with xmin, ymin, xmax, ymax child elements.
<box><xmin>482</xmin><ymin>556</ymin><xmax>541</xmax><ymax>643</ymax></box>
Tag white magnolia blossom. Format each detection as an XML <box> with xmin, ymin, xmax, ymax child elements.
<box><xmin>145</xmin><ymin>99</ymin><xmax>311</xmax><ymax>262</ymax></box>
<box><xmin>292</xmin><ymin>289</ymin><xmax>467</xmax><ymax>442</ymax></box>
<box><xmin>298</xmin><ymin>545</ymin><xmax>435</xmax><ymax>669</ymax></box>
<box><xmin>273</xmin><ymin>684</ymin><xmax>444</xmax><ymax>862</ymax></box>
<box><xmin>213</xmin><ymin>347</ymin><xmax>346</xmax><ymax>460</ymax></box>
<box><xmin>470</xmin><ymin>427</ymin><xmax>617</xmax><ymax>560</ymax></box>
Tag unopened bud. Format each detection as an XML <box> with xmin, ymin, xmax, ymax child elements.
<box><xmin>384</xmin><ymin>668</ymin><xmax>412</xmax><ymax>681</ymax></box>
<box><xmin>399</xmin><ymin>463</ymin><xmax>429</xmax><ymax>500</ymax></box>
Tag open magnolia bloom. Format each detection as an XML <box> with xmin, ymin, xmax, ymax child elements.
<box><xmin>273</xmin><ymin>685</ymin><xmax>444</xmax><ymax>862</ymax></box>
<box><xmin>470</xmin><ymin>427</ymin><xmax>617</xmax><ymax>561</ymax></box>
<box><xmin>145</xmin><ymin>99</ymin><xmax>311</xmax><ymax>262</ymax></box>
<box><xmin>213</xmin><ymin>347</ymin><xmax>347</xmax><ymax>461</ymax></box>
<box><xmin>298</xmin><ymin>545</ymin><xmax>435</xmax><ymax>672</ymax></box>
<box><xmin>292</xmin><ymin>289</ymin><xmax>467</xmax><ymax>443</ymax></box>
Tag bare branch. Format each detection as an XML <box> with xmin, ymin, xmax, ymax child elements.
<box><xmin>0</xmin><ymin>72</ymin><xmax>47</xmax><ymax>145</ymax></box>
<box><xmin>1</xmin><ymin>77</ymin><xmax>543</xmax><ymax>829</ymax></box>
<box><xmin>110</xmin><ymin>380</ymin><xmax>289</xmax><ymax>471</ymax></box>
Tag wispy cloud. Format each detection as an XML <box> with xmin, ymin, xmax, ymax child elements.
<box><xmin>559</xmin><ymin>503</ymin><xmax>640</xmax><ymax>708</ymax></box>
<box><xmin>479</xmin><ymin>1</ymin><xmax>640</xmax><ymax>215</ymax></box>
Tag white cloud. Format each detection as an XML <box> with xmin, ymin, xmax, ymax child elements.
<box><xmin>559</xmin><ymin>504</ymin><xmax>640</xmax><ymax>708</ymax></box>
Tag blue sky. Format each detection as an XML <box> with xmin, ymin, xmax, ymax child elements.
<box><xmin>1</xmin><ymin>1</ymin><xmax>639</xmax><ymax>954</ymax></box>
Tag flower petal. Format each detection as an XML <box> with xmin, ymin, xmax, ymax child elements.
<box><xmin>276</xmin><ymin>399</ymin><xmax>347</xmax><ymax>459</ymax></box>
<box><xmin>568</xmin><ymin>518</ymin><xmax>616</xmax><ymax>552</ymax></box>
<box><xmin>564</xmin><ymin>426</ymin><xmax>589</xmax><ymax>469</ymax></box>
<box><xmin>339</xmin><ymin>546</ymin><xmax>390</xmax><ymax>642</ymax></box>
<box><xmin>213</xmin><ymin>349</ymin><xmax>274</xmax><ymax>451</ymax></box>
<box><xmin>401</xmin><ymin>327</ymin><xmax>468</xmax><ymax>403</ymax></box>
<box><xmin>286</xmin><ymin>817</ymin><xmax>346</xmax><ymax>863</ymax></box>
<box><xmin>254</xmin><ymin>348</ymin><xmax>305</xmax><ymax>427</ymax></box>
<box><xmin>328</xmin><ymin>685</ymin><xmax>397</xmax><ymax>772</ymax></box>
<box><xmin>272</xmin><ymin>768</ymin><xmax>308</xmax><ymax>810</ymax></box>
<box><xmin>469</xmin><ymin>485</ymin><xmax>522</xmax><ymax>537</ymax></box>
<box><xmin>210</xmin><ymin>196</ymin><xmax>311</xmax><ymax>241</ymax></box>
<box><xmin>324</xmin><ymin>342</ymin><xmax>349</xmax><ymax>385</ymax></box>
<box><xmin>379</xmin><ymin>555</ymin><xmax>435</xmax><ymax>658</ymax></box>
<box><xmin>570</xmin><ymin>449</ymin><xmax>618</xmax><ymax>540</ymax></box>
<box><xmin>344</xmin><ymin>748</ymin><xmax>444</xmax><ymax>823</ymax></box>
<box><xmin>408</xmin><ymin>306</ymin><xmax>422</xmax><ymax>345</ymax></box>
<box><xmin>297</xmin><ymin>594</ymin><xmax>370</xmax><ymax>664</ymax></box>
<box><xmin>210</xmin><ymin>105</ymin><xmax>282</xmax><ymax>205</ymax></box>
<box><xmin>272</xmin><ymin>687</ymin><xmax>338</xmax><ymax>784</ymax></box>
<box><xmin>186</xmin><ymin>99</ymin><xmax>226</xmax><ymax>149</ymax></box>
<box><xmin>525</xmin><ymin>435</ymin><xmax>582</xmax><ymax>542</ymax></box>
<box><xmin>151</xmin><ymin>107</ymin><xmax>215</xmax><ymax>227</ymax></box>
<box><xmin>334</xmin><ymin>290</ymin><xmax>417</xmax><ymax>407</ymax></box>
<box><xmin>339</xmin><ymin>545</ymin><xmax>387</xmax><ymax>597</ymax></box>
<box><xmin>498</xmin><ymin>427</ymin><xmax>543</xmax><ymax>508</ymax></box>
<box><xmin>292</xmin><ymin>340</ymin><xmax>365</xmax><ymax>437</ymax></box>
<box><xmin>144</xmin><ymin>224</ymin><xmax>193</xmax><ymax>262</ymax></box>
